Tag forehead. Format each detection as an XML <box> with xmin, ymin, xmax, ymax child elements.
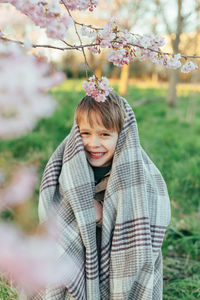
<box><xmin>78</xmin><ymin>111</ymin><xmax>108</xmax><ymax>130</ymax></box>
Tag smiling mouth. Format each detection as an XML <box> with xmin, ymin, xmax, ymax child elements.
<box><xmin>87</xmin><ymin>151</ymin><xmax>106</xmax><ymax>159</ymax></box>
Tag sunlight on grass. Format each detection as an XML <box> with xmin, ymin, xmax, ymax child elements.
<box><xmin>52</xmin><ymin>78</ymin><xmax>200</xmax><ymax>98</ymax></box>
<box><xmin>52</xmin><ymin>79</ymin><xmax>83</xmax><ymax>92</ymax></box>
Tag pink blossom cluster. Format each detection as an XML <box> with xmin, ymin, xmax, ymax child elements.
<box><xmin>146</xmin><ymin>53</ymin><xmax>181</xmax><ymax>69</ymax></box>
<box><xmin>86</xmin><ymin>19</ymin><xmax>167</xmax><ymax>68</ymax></box>
<box><xmin>98</xmin><ymin>18</ymin><xmax>117</xmax><ymax>48</ymax></box>
<box><xmin>0</xmin><ymin>0</ymin><xmax>73</xmax><ymax>39</ymax></box>
<box><xmin>63</xmin><ymin>0</ymin><xmax>100</xmax><ymax>11</ymax></box>
<box><xmin>0</xmin><ymin>41</ymin><xmax>65</xmax><ymax>139</ymax></box>
<box><xmin>134</xmin><ymin>33</ymin><xmax>165</xmax><ymax>49</ymax></box>
<box><xmin>0</xmin><ymin>222</ymin><xmax>80</xmax><ymax>295</ymax></box>
<box><xmin>81</xmin><ymin>21</ymin><xmax>198</xmax><ymax>98</ymax></box>
<box><xmin>85</xmin><ymin>18</ymin><xmax>133</xmax><ymax>66</ymax></box>
<box><xmin>86</xmin><ymin>19</ymin><xmax>117</xmax><ymax>58</ymax></box>
<box><xmin>82</xmin><ymin>75</ymin><xmax>113</xmax><ymax>102</ymax></box>
<box><xmin>107</xmin><ymin>48</ymin><xmax>130</xmax><ymax>67</ymax></box>
<box><xmin>0</xmin><ymin>167</ymin><xmax>37</xmax><ymax>211</ymax></box>
<box><xmin>181</xmin><ymin>60</ymin><xmax>198</xmax><ymax>73</ymax></box>
<box><xmin>83</xmin><ymin>21</ymin><xmax>198</xmax><ymax>73</ymax></box>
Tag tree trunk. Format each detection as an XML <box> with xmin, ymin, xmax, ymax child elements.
<box><xmin>72</xmin><ymin>64</ymin><xmax>78</xmax><ymax>78</ymax></box>
<box><xmin>111</xmin><ymin>67</ymin><xmax>119</xmax><ymax>79</ymax></box>
<box><xmin>119</xmin><ymin>64</ymin><xmax>129</xmax><ymax>95</ymax></box>
<box><xmin>167</xmin><ymin>69</ymin><xmax>179</xmax><ymax>107</ymax></box>
<box><xmin>95</xmin><ymin>65</ymin><xmax>102</xmax><ymax>78</ymax></box>
<box><xmin>152</xmin><ymin>72</ymin><xmax>158</xmax><ymax>83</ymax></box>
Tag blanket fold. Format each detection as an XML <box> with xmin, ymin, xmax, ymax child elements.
<box><xmin>37</xmin><ymin>97</ymin><xmax>171</xmax><ymax>300</ymax></box>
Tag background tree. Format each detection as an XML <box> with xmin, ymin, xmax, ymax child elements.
<box><xmin>156</xmin><ymin>0</ymin><xmax>200</xmax><ymax>107</ymax></box>
<box><xmin>111</xmin><ymin>0</ymin><xmax>150</xmax><ymax>95</ymax></box>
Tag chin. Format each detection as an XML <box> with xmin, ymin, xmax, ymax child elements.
<box><xmin>90</xmin><ymin>161</ymin><xmax>104</xmax><ymax>167</ymax></box>
<box><xmin>88</xmin><ymin>159</ymin><xmax>107</xmax><ymax>167</ymax></box>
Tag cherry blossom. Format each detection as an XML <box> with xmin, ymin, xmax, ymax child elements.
<box><xmin>83</xmin><ymin>16</ymin><xmax>197</xmax><ymax>78</ymax></box>
<box><xmin>87</xmin><ymin>18</ymin><xmax>182</xmax><ymax>75</ymax></box>
<box><xmin>98</xmin><ymin>18</ymin><xmax>117</xmax><ymax>48</ymax></box>
<box><xmin>0</xmin><ymin>167</ymin><xmax>38</xmax><ymax>211</ymax></box>
<box><xmin>91</xmin><ymin>17</ymin><xmax>119</xmax><ymax>52</ymax></box>
<box><xmin>0</xmin><ymin>2</ymin><xmax>198</xmax><ymax>94</ymax></box>
<box><xmin>134</xmin><ymin>33</ymin><xmax>166</xmax><ymax>49</ymax></box>
<box><xmin>63</xmin><ymin>0</ymin><xmax>100</xmax><ymax>11</ymax></box>
<box><xmin>81</xmin><ymin>25</ymin><xmax>97</xmax><ymax>39</ymax></box>
<box><xmin>0</xmin><ymin>222</ymin><xmax>80</xmax><ymax>295</ymax></box>
<box><xmin>107</xmin><ymin>48</ymin><xmax>130</xmax><ymax>67</ymax></box>
<box><xmin>164</xmin><ymin>54</ymin><xmax>182</xmax><ymax>69</ymax></box>
<box><xmin>82</xmin><ymin>75</ymin><xmax>113</xmax><ymax>102</ymax></box>
<box><xmin>181</xmin><ymin>61</ymin><xmax>198</xmax><ymax>73</ymax></box>
<box><xmin>0</xmin><ymin>41</ymin><xmax>65</xmax><ymax>139</ymax></box>
<box><xmin>0</xmin><ymin>0</ymin><xmax>73</xmax><ymax>40</ymax></box>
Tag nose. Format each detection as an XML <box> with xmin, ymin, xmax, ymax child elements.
<box><xmin>88</xmin><ymin>134</ymin><xmax>101</xmax><ymax>147</ymax></box>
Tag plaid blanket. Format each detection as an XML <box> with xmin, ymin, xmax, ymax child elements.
<box><xmin>36</xmin><ymin>97</ymin><xmax>171</xmax><ymax>300</ymax></box>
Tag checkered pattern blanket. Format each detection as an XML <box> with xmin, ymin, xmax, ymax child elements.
<box><xmin>36</xmin><ymin>97</ymin><xmax>171</xmax><ymax>300</ymax></box>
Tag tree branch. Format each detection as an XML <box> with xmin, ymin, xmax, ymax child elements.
<box><xmin>2</xmin><ymin>36</ymin><xmax>200</xmax><ymax>59</ymax></box>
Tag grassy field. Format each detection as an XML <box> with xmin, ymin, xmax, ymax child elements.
<box><xmin>0</xmin><ymin>80</ymin><xmax>200</xmax><ymax>299</ymax></box>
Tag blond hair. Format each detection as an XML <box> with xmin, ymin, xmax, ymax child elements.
<box><xmin>75</xmin><ymin>92</ymin><xmax>126</xmax><ymax>134</ymax></box>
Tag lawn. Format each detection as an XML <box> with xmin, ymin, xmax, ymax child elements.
<box><xmin>0</xmin><ymin>80</ymin><xmax>200</xmax><ymax>299</ymax></box>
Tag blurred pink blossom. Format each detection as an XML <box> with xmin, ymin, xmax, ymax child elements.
<box><xmin>0</xmin><ymin>223</ymin><xmax>79</xmax><ymax>295</ymax></box>
<box><xmin>0</xmin><ymin>0</ymin><xmax>73</xmax><ymax>40</ymax></box>
<box><xmin>0</xmin><ymin>42</ymin><xmax>66</xmax><ymax>139</ymax></box>
<box><xmin>0</xmin><ymin>167</ymin><xmax>38</xmax><ymax>211</ymax></box>
<box><xmin>0</xmin><ymin>30</ymin><xmax>5</xmax><ymax>38</ymax></box>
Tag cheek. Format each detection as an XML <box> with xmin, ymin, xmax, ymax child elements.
<box><xmin>80</xmin><ymin>137</ymin><xmax>87</xmax><ymax>147</ymax></box>
<box><xmin>106</xmin><ymin>140</ymin><xmax>118</xmax><ymax>153</ymax></box>
<box><xmin>111</xmin><ymin>139</ymin><xmax>118</xmax><ymax>153</ymax></box>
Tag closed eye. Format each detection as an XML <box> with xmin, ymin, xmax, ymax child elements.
<box><xmin>80</xmin><ymin>132</ymin><xmax>89</xmax><ymax>135</ymax></box>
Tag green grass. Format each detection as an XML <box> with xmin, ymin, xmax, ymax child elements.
<box><xmin>0</xmin><ymin>80</ymin><xmax>200</xmax><ymax>298</ymax></box>
<box><xmin>0</xmin><ymin>277</ymin><xmax>18</xmax><ymax>300</ymax></box>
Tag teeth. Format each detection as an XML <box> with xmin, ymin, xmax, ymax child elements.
<box><xmin>91</xmin><ymin>152</ymin><xmax>103</xmax><ymax>154</ymax></box>
<box><xmin>90</xmin><ymin>152</ymin><xmax>104</xmax><ymax>156</ymax></box>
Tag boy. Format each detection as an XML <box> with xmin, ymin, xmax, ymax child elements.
<box><xmin>37</xmin><ymin>92</ymin><xmax>170</xmax><ymax>300</ymax></box>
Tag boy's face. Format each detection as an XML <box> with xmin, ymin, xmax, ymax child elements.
<box><xmin>78</xmin><ymin>113</ymin><xmax>119</xmax><ymax>167</ymax></box>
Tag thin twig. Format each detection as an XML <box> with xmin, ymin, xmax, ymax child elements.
<box><xmin>61</xmin><ymin>0</ymin><xmax>91</xmax><ymax>78</ymax></box>
<box><xmin>74</xmin><ymin>20</ymin><xmax>102</xmax><ymax>31</ymax></box>
<box><xmin>61</xmin><ymin>39</ymin><xmax>82</xmax><ymax>51</ymax></box>
<box><xmin>59</xmin><ymin>1</ymin><xmax>102</xmax><ymax>31</ymax></box>
<box><xmin>0</xmin><ymin>37</ymin><xmax>98</xmax><ymax>51</ymax></box>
